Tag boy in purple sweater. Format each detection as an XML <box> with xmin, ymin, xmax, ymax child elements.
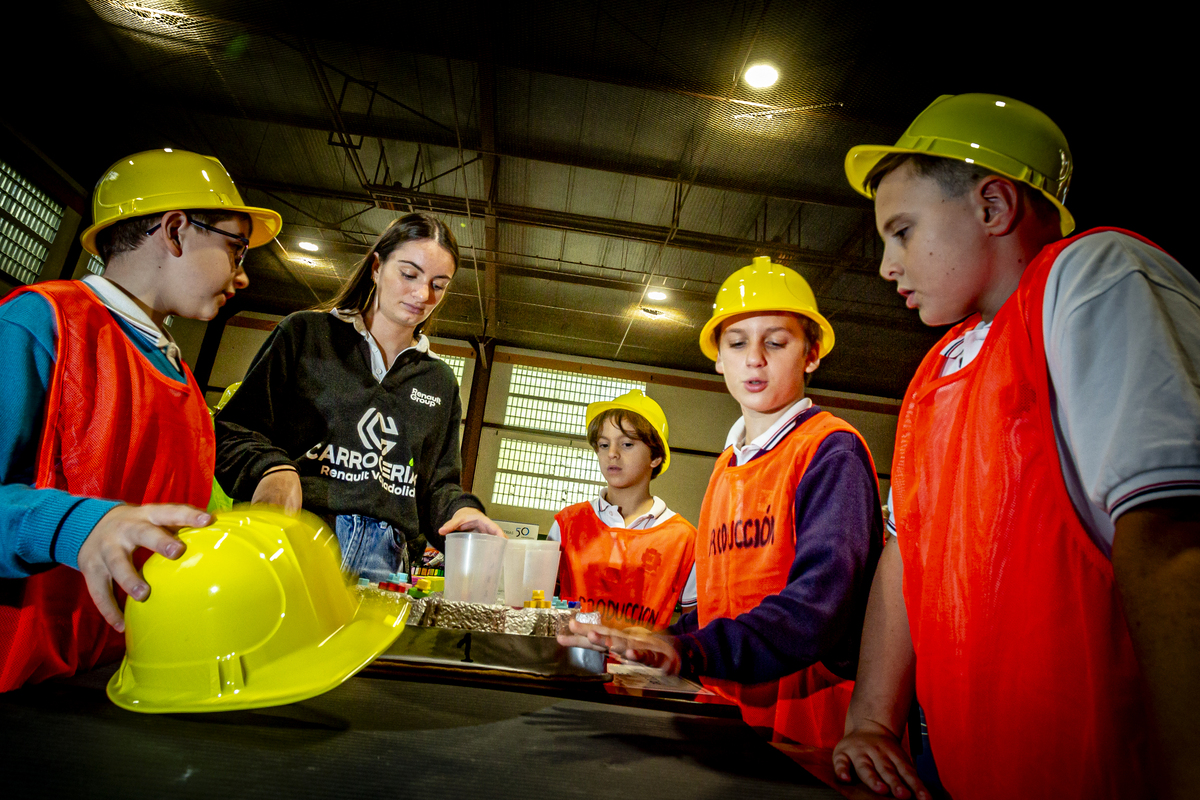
<box><xmin>562</xmin><ymin>257</ymin><xmax>883</xmax><ymax>746</ymax></box>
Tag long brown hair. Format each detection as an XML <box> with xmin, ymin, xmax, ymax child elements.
<box><xmin>321</xmin><ymin>212</ymin><xmax>460</xmax><ymax>330</ymax></box>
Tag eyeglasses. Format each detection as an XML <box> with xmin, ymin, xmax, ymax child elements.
<box><xmin>146</xmin><ymin>214</ymin><xmax>250</xmax><ymax>268</ymax></box>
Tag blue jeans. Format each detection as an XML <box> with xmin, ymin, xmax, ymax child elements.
<box><xmin>334</xmin><ymin>515</ymin><xmax>408</xmax><ymax>581</ymax></box>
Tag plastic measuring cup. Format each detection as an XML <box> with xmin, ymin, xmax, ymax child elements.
<box><xmin>502</xmin><ymin>539</ymin><xmax>561</xmax><ymax>607</ymax></box>
<box><xmin>443</xmin><ymin>532</ymin><xmax>507</xmax><ymax>604</ymax></box>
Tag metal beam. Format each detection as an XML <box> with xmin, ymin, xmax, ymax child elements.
<box><xmin>165</xmin><ymin>98</ymin><xmax>865</xmax><ymax>209</ymax></box>
<box><xmin>239</xmin><ymin>179</ymin><xmax>875</xmax><ymax>272</ymax></box>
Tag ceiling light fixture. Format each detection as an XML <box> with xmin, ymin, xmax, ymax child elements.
<box><xmin>744</xmin><ymin>64</ymin><xmax>779</xmax><ymax>89</ymax></box>
<box><xmin>647</xmin><ymin>290</ymin><xmax>667</xmax><ymax>301</ymax></box>
<box><xmin>297</xmin><ymin>241</ymin><xmax>319</xmax><ymax>252</ymax></box>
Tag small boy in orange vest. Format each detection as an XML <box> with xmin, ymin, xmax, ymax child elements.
<box><xmin>832</xmin><ymin>94</ymin><xmax>1200</xmax><ymax>800</ymax></box>
<box><xmin>562</xmin><ymin>258</ymin><xmax>884</xmax><ymax>748</ymax></box>
<box><xmin>0</xmin><ymin>149</ymin><xmax>281</xmax><ymax>691</ymax></box>
<box><xmin>550</xmin><ymin>390</ymin><xmax>696</xmax><ymax>631</ymax></box>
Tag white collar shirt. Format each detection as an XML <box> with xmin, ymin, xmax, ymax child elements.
<box><xmin>938</xmin><ymin>319</ymin><xmax>993</xmax><ymax>377</ymax></box>
<box><xmin>592</xmin><ymin>490</ymin><xmax>675</xmax><ymax>529</ymax></box>
<box><xmin>81</xmin><ymin>274</ymin><xmax>181</xmax><ymax>371</ymax></box>
<box><xmin>332</xmin><ymin>309</ymin><xmax>433</xmax><ymax>383</ymax></box>
<box><xmin>725</xmin><ymin>397</ymin><xmax>813</xmax><ymax>466</ymax></box>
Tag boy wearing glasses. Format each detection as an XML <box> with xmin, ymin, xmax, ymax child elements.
<box><xmin>0</xmin><ymin>149</ymin><xmax>281</xmax><ymax>691</ymax></box>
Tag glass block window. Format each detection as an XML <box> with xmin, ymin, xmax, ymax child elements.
<box><xmin>491</xmin><ymin>437</ymin><xmax>604</xmax><ymax>512</ymax></box>
<box><xmin>440</xmin><ymin>354</ymin><xmax>466</xmax><ymax>384</ymax></box>
<box><xmin>0</xmin><ymin>160</ymin><xmax>64</xmax><ymax>284</ymax></box>
<box><xmin>85</xmin><ymin>254</ymin><xmax>104</xmax><ymax>275</ymax></box>
<box><xmin>503</xmin><ymin>365</ymin><xmax>644</xmax><ymax>436</ymax></box>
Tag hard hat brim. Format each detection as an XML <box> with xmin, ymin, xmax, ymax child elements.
<box><xmin>79</xmin><ymin>204</ymin><xmax>284</xmax><ymax>256</ymax></box>
<box><xmin>844</xmin><ymin>144</ymin><xmax>1075</xmax><ymax>237</ymax></box>
<box><xmin>106</xmin><ymin>597</ymin><xmax>407</xmax><ymax>713</ymax></box>
<box><xmin>699</xmin><ymin>308</ymin><xmax>835</xmax><ymax>363</ymax></box>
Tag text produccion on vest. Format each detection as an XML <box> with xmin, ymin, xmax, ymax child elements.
<box><xmin>708</xmin><ymin>504</ymin><xmax>776</xmax><ymax>555</ymax></box>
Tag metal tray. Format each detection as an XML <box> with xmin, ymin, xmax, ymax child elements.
<box><xmin>373</xmin><ymin>627</ymin><xmax>610</xmax><ymax>681</ymax></box>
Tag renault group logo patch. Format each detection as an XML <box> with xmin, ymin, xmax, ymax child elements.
<box><xmin>410</xmin><ymin>388</ymin><xmax>442</xmax><ymax>407</ymax></box>
<box><xmin>357</xmin><ymin>407</ymin><xmax>398</xmax><ymax>455</ymax></box>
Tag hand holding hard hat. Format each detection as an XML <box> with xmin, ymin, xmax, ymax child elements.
<box><xmin>107</xmin><ymin>507</ymin><xmax>407</xmax><ymax>713</ymax></box>
<box><xmin>77</xmin><ymin>503</ymin><xmax>215</xmax><ymax>632</ymax></box>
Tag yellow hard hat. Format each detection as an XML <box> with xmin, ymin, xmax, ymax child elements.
<box><xmin>107</xmin><ymin>508</ymin><xmax>407</xmax><ymax>714</ymax></box>
<box><xmin>586</xmin><ymin>389</ymin><xmax>671</xmax><ymax>475</ymax></box>
<box><xmin>845</xmin><ymin>93</ymin><xmax>1075</xmax><ymax>236</ymax></box>
<box><xmin>80</xmin><ymin>149</ymin><xmax>283</xmax><ymax>255</ymax></box>
<box><xmin>699</xmin><ymin>256</ymin><xmax>834</xmax><ymax>361</ymax></box>
<box><xmin>216</xmin><ymin>381</ymin><xmax>242</xmax><ymax>412</ymax></box>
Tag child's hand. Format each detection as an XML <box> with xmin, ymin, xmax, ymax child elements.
<box><xmin>77</xmin><ymin>503</ymin><xmax>213</xmax><ymax>632</ymax></box>
<box><xmin>438</xmin><ymin>507</ymin><xmax>505</xmax><ymax>537</ymax></box>
<box><xmin>251</xmin><ymin>469</ymin><xmax>302</xmax><ymax>513</ymax></box>
<box><xmin>832</xmin><ymin>721</ymin><xmax>929</xmax><ymax>800</ymax></box>
<box><xmin>557</xmin><ymin>618</ymin><xmax>681</xmax><ymax>674</ymax></box>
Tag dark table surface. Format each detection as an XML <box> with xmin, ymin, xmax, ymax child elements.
<box><xmin>0</xmin><ymin>663</ymin><xmax>845</xmax><ymax>799</ymax></box>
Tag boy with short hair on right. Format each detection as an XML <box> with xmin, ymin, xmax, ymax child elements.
<box><xmin>550</xmin><ymin>389</ymin><xmax>696</xmax><ymax>632</ymax></box>
<box><xmin>834</xmin><ymin>94</ymin><xmax>1200</xmax><ymax>800</ymax></box>
<box><xmin>562</xmin><ymin>258</ymin><xmax>884</xmax><ymax>748</ymax></box>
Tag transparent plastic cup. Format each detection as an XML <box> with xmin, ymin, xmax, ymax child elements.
<box><xmin>502</xmin><ymin>539</ymin><xmax>561</xmax><ymax>607</ymax></box>
<box><xmin>443</xmin><ymin>532</ymin><xmax>508</xmax><ymax>604</ymax></box>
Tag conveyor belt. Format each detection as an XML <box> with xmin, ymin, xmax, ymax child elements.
<box><xmin>0</xmin><ymin>663</ymin><xmax>843</xmax><ymax>799</ymax></box>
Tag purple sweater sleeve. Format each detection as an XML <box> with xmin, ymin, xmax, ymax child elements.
<box><xmin>670</xmin><ymin>431</ymin><xmax>882</xmax><ymax>683</ymax></box>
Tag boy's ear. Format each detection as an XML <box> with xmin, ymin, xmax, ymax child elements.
<box><xmin>805</xmin><ymin>353</ymin><xmax>821</xmax><ymax>374</ymax></box>
<box><xmin>976</xmin><ymin>176</ymin><xmax>1020</xmax><ymax>236</ymax></box>
<box><xmin>650</xmin><ymin>455</ymin><xmax>663</xmax><ymax>469</ymax></box>
<box><xmin>158</xmin><ymin>211</ymin><xmax>187</xmax><ymax>258</ymax></box>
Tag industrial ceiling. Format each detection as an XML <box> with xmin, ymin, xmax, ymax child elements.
<box><xmin>6</xmin><ymin>1</ymin><xmax>1190</xmax><ymax>398</ymax></box>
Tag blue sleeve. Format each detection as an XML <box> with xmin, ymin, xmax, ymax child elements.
<box><xmin>0</xmin><ymin>292</ymin><xmax>119</xmax><ymax>578</ymax></box>
<box><xmin>674</xmin><ymin>432</ymin><xmax>883</xmax><ymax>683</ymax></box>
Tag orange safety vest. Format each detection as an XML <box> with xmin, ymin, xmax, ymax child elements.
<box><xmin>0</xmin><ymin>282</ymin><xmax>213</xmax><ymax>692</ymax></box>
<box><xmin>696</xmin><ymin>411</ymin><xmax>877</xmax><ymax>748</ymax></box>
<box><xmin>555</xmin><ymin>501</ymin><xmax>696</xmax><ymax>631</ymax></box>
<box><xmin>892</xmin><ymin>229</ymin><xmax>1154</xmax><ymax>799</ymax></box>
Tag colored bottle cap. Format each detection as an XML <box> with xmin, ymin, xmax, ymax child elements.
<box><xmin>357</xmin><ymin>577</ymin><xmax>370</xmax><ymax>587</ymax></box>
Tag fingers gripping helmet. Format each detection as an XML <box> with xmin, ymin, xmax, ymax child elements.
<box><xmin>844</xmin><ymin>93</ymin><xmax>1075</xmax><ymax>236</ymax></box>
<box><xmin>107</xmin><ymin>508</ymin><xmax>406</xmax><ymax>713</ymax></box>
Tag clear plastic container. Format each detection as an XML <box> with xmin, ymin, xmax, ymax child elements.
<box><xmin>443</xmin><ymin>532</ymin><xmax>508</xmax><ymax>604</ymax></box>
<box><xmin>502</xmin><ymin>539</ymin><xmax>561</xmax><ymax>607</ymax></box>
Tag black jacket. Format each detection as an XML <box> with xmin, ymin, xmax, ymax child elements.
<box><xmin>214</xmin><ymin>311</ymin><xmax>484</xmax><ymax>553</ymax></box>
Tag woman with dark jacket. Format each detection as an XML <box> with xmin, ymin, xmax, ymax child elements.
<box><xmin>215</xmin><ymin>212</ymin><xmax>502</xmax><ymax>580</ymax></box>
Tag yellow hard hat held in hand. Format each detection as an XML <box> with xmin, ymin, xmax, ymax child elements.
<box><xmin>699</xmin><ymin>256</ymin><xmax>834</xmax><ymax>361</ymax></box>
<box><xmin>80</xmin><ymin>149</ymin><xmax>283</xmax><ymax>255</ymax></box>
<box><xmin>107</xmin><ymin>507</ymin><xmax>407</xmax><ymax>714</ymax></box>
